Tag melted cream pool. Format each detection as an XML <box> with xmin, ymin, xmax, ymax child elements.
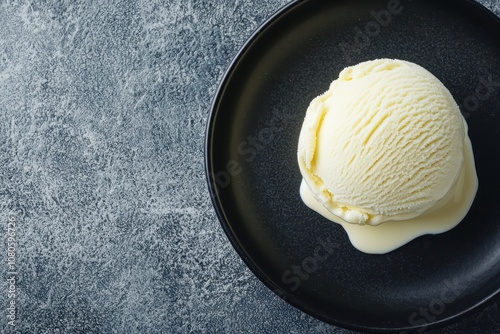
<box><xmin>300</xmin><ymin>138</ymin><xmax>478</xmax><ymax>254</ymax></box>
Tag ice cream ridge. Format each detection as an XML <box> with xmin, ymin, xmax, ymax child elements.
<box><xmin>297</xmin><ymin>59</ymin><xmax>478</xmax><ymax>254</ymax></box>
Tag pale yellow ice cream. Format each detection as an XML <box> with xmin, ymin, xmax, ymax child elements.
<box><xmin>298</xmin><ymin>59</ymin><xmax>470</xmax><ymax>226</ymax></box>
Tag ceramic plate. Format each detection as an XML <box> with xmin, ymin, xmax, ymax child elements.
<box><xmin>205</xmin><ymin>0</ymin><xmax>500</xmax><ymax>332</ymax></box>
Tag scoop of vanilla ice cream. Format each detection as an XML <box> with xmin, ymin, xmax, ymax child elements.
<box><xmin>297</xmin><ymin>59</ymin><xmax>466</xmax><ymax>225</ymax></box>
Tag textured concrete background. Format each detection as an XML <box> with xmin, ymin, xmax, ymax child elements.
<box><xmin>0</xmin><ymin>0</ymin><xmax>499</xmax><ymax>333</ymax></box>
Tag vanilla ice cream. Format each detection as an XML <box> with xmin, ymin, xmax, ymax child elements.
<box><xmin>298</xmin><ymin>59</ymin><xmax>477</xmax><ymax>238</ymax></box>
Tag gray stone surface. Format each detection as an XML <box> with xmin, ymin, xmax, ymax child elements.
<box><xmin>0</xmin><ymin>0</ymin><xmax>498</xmax><ymax>333</ymax></box>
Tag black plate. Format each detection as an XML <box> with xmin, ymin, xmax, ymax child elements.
<box><xmin>205</xmin><ymin>0</ymin><xmax>500</xmax><ymax>332</ymax></box>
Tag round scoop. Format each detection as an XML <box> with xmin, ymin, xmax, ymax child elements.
<box><xmin>297</xmin><ymin>59</ymin><xmax>465</xmax><ymax>225</ymax></box>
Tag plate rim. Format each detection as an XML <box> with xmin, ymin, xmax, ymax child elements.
<box><xmin>204</xmin><ymin>0</ymin><xmax>500</xmax><ymax>332</ymax></box>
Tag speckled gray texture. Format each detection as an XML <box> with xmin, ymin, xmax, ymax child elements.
<box><xmin>0</xmin><ymin>1</ymin><xmax>499</xmax><ymax>333</ymax></box>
